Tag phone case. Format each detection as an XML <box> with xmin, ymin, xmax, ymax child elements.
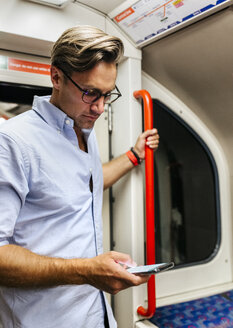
<box><xmin>127</xmin><ymin>262</ymin><xmax>174</xmax><ymax>274</ymax></box>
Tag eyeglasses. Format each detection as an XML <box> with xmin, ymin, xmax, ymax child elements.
<box><xmin>60</xmin><ymin>68</ymin><xmax>122</xmax><ymax>105</ymax></box>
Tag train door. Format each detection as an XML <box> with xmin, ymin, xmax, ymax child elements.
<box><xmin>141</xmin><ymin>0</ymin><xmax>233</xmax><ymax>303</ymax></box>
<box><xmin>135</xmin><ymin>4</ymin><xmax>233</xmax><ymax>328</ymax></box>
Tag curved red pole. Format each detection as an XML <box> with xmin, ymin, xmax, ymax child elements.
<box><xmin>0</xmin><ymin>114</ymin><xmax>9</xmax><ymax>120</ymax></box>
<box><xmin>133</xmin><ymin>89</ymin><xmax>156</xmax><ymax>318</ymax></box>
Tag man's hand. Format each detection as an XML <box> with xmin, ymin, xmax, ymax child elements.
<box><xmin>82</xmin><ymin>251</ymin><xmax>150</xmax><ymax>295</ymax></box>
<box><xmin>133</xmin><ymin>128</ymin><xmax>159</xmax><ymax>161</ymax></box>
<box><xmin>102</xmin><ymin>128</ymin><xmax>159</xmax><ymax>189</ymax></box>
<box><xmin>0</xmin><ymin>246</ymin><xmax>149</xmax><ymax>292</ymax></box>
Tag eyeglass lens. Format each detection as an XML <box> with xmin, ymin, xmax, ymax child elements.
<box><xmin>82</xmin><ymin>90</ymin><xmax>120</xmax><ymax>104</ymax></box>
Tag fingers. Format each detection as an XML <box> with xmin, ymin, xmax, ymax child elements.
<box><xmin>133</xmin><ymin>128</ymin><xmax>159</xmax><ymax>159</ymax></box>
<box><xmin>141</xmin><ymin>128</ymin><xmax>158</xmax><ymax>138</ymax></box>
<box><xmin>86</xmin><ymin>251</ymin><xmax>149</xmax><ymax>294</ymax></box>
<box><xmin>109</xmin><ymin>251</ymin><xmax>150</xmax><ymax>286</ymax></box>
<box><xmin>133</xmin><ymin>274</ymin><xmax>150</xmax><ymax>285</ymax></box>
<box><xmin>144</xmin><ymin>128</ymin><xmax>159</xmax><ymax>149</ymax></box>
<box><xmin>110</xmin><ymin>251</ymin><xmax>137</xmax><ymax>268</ymax></box>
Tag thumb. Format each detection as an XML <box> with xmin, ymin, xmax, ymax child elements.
<box><xmin>111</xmin><ymin>252</ymin><xmax>137</xmax><ymax>267</ymax></box>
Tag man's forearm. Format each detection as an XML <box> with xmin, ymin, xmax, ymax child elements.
<box><xmin>0</xmin><ymin>246</ymin><xmax>150</xmax><ymax>294</ymax></box>
<box><xmin>102</xmin><ymin>153</ymin><xmax>134</xmax><ymax>190</ymax></box>
<box><xmin>0</xmin><ymin>244</ymin><xmax>87</xmax><ymax>288</ymax></box>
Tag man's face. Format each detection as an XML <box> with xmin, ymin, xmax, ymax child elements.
<box><xmin>51</xmin><ymin>61</ymin><xmax>117</xmax><ymax>130</ymax></box>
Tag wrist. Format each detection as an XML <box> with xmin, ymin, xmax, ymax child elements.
<box><xmin>62</xmin><ymin>258</ymin><xmax>89</xmax><ymax>285</ymax></box>
<box><xmin>126</xmin><ymin>147</ymin><xmax>142</xmax><ymax>166</ymax></box>
<box><xmin>130</xmin><ymin>147</ymin><xmax>142</xmax><ymax>164</ymax></box>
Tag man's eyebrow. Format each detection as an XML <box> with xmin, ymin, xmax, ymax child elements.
<box><xmin>105</xmin><ymin>86</ymin><xmax>116</xmax><ymax>93</ymax></box>
<box><xmin>82</xmin><ymin>84</ymin><xmax>116</xmax><ymax>93</ymax></box>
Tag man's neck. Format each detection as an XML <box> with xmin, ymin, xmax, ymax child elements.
<box><xmin>73</xmin><ymin>125</ymin><xmax>87</xmax><ymax>152</ymax></box>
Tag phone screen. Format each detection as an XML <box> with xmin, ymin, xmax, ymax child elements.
<box><xmin>127</xmin><ymin>262</ymin><xmax>174</xmax><ymax>275</ymax></box>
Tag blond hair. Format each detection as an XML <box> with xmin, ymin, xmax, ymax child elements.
<box><xmin>51</xmin><ymin>25</ymin><xmax>124</xmax><ymax>74</ymax></box>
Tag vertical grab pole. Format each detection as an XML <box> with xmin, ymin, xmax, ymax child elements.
<box><xmin>133</xmin><ymin>90</ymin><xmax>156</xmax><ymax>318</ymax></box>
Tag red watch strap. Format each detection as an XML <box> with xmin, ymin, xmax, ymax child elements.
<box><xmin>126</xmin><ymin>150</ymin><xmax>139</xmax><ymax>166</ymax></box>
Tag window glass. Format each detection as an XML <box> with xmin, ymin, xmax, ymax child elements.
<box><xmin>0</xmin><ymin>82</ymin><xmax>52</xmax><ymax>118</ymax></box>
<box><xmin>153</xmin><ymin>100</ymin><xmax>220</xmax><ymax>266</ymax></box>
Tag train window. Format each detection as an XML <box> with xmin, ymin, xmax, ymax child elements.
<box><xmin>0</xmin><ymin>82</ymin><xmax>52</xmax><ymax>119</ymax></box>
<box><xmin>153</xmin><ymin>100</ymin><xmax>220</xmax><ymax>267</ymax></box>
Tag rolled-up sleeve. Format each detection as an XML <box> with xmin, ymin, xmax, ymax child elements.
<box><xmin>0</xmin><ymin>133</ymin><xmax>29</xmax><ymax>246</ymax></box>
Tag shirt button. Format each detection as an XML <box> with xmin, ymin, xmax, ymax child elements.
<box><xmin>57</xmin><ymin>129</ymin><xmax>61</xmax><ymax>134</ymax></box>
<box><xmin>65</xmin><ymin>119</ymin><xmax>70</xmax><ymax>125</ymax></box>
<box><xmin>90</xmin><ymin>168</ymin><xmax>92</xmax><ymax>173</ymax></box>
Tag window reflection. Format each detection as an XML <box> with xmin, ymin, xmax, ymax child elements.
<box><xmin>153</xmin><ymin>100</ymin><xmax>219</xmax><ymax>266</ymax></box>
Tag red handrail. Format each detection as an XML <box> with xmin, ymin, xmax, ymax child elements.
<box><xmin>133</xmin><ymin>89</ymin><xmax>156</xmax><ymax>318</ymax></box>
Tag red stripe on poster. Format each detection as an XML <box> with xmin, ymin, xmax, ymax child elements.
<box><xmin>8</xmin><ymin>58</ymin><xmax>50</xmax><ymax>75</ymax></box>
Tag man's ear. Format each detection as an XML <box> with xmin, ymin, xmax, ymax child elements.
<box><xmin>50</xmin><ymin>65</ymin><xmax>62</xmax><ymax>90</ymax></box>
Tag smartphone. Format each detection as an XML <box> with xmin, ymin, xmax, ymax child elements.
<box><xmin>127</xmin><ymin>262</ymin><xmax>174</xmax><ymax>275</ymax></box>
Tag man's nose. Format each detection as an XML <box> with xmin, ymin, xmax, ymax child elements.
<box><xmin>91</xmin><ymin>96</ymin><xmax>105</xmax><ymax>114</ymax></box>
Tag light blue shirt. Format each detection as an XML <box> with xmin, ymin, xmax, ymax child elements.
<box><xmin>0</xmin><ymin>96</ymin><xmax>116</xmax><ymax>328</ymax></box>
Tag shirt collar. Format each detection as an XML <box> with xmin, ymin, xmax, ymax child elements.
<box><xmin>32</xmin><ymin>96</ymin><xmax>94</xmax><ymax>139</ymax></box>
<box><xmin>32</xmin><ymin>95</ymin><xmax>74</xmax><ymax>131</ymax></box>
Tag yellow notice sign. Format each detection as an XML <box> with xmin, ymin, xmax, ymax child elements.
<box><xmin>173</xmin><ymin>0</ymin><xmax>184</xmax><ymax>8</ymax></box>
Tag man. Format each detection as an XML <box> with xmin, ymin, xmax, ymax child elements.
<box><xmin>0</xmin><ymin>26</ymin><xmax>159</xmax><ymax>328</ymax></box>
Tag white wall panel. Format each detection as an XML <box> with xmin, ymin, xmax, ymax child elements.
<box><xmin>0</xmin><ymin>0</ymin><xmax>105</xmax><ymax>41</ymax></box>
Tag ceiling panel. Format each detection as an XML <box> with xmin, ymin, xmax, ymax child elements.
<box><xmin>75</xmin><ymin>0</ymin><xmax>126</xmax><ymax>14</ymax></box>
